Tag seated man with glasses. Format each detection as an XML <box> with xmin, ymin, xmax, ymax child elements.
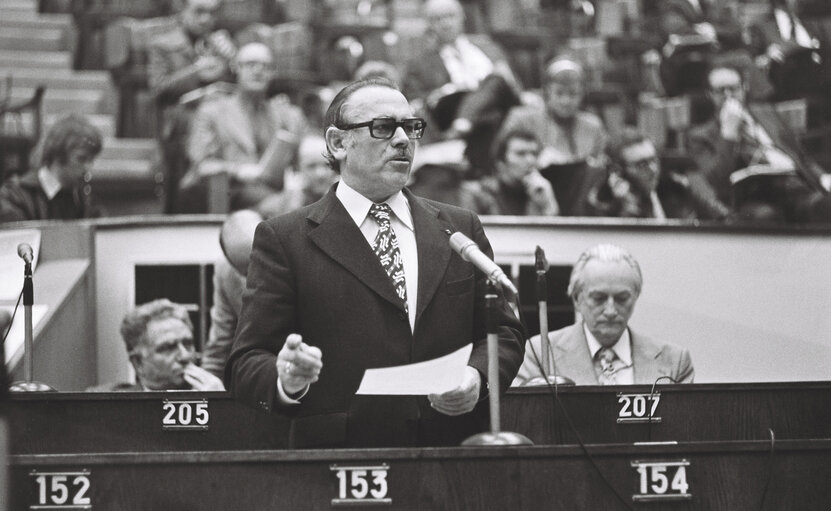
<box><xmin>88</xmin><ymin>299</ymin><xmax>225</xmax><ymax>392</ymax></box>
<box><xmin>587</xmin><ymin>126</ymin><xmax>731</xmax><ymax>220</ymax></box>
<box><xmin>181</xmin><ymin>41</ymin><xmax>308</xmax><ymax>212</ymax></box>
<box><xmin>689</xmin><ymin>64</ymin><xmax>831</xmax><ymax>222</ymax></box>
<box><xmin>225</xmin><ymin>77</ymin><xmax>525</xmax><ymax>448</ymax></box>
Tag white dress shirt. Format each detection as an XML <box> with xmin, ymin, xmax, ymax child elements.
<box><xmin>584</xmin><ymin>324</ymin><xmax>634</xmax><ymax>385</ymax></box>
<box><xmin>38</xmin><ymin>167</ymin><xmax>63</xmax><ymax>200</ymax></box>
<box><xmin>439</xmin><ymin>35</ymin><xmax>494</xmax><ymax>91</ymax></box>
<box><xmin>336</xmin><ymin>180</ymin><xmax>418</xmax><ymax>331</ymax></box>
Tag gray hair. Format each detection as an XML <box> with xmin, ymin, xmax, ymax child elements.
<box><xmin>120</xmin><ymin>299</ymin><xmax>193</xmax><ymax>354</ymax></box>
<box><xmin>567</xmin><ymin>244</ymin><xmax>643</xmax><ymax>300</ymax></box>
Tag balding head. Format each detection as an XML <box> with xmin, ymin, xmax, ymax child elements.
<box><xmin>425</xmin><ymin>0</ymin><xmax>465</xmax><ymax>45</ymax></box>
<box><xmin>219</xmin><ymin>209</ymin><xmax>262</xmax><ymax>275</ymax></box>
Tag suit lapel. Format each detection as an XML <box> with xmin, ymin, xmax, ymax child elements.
<box><xmin>631</xmin><ymin>331</ymin><xmax>664</xmax><ymax>384</ymax></box>
<box><xmin>307</xmin><ymin>187</ymin><xmax>407</xmax><ymax>311</ymax></box>
<box><xmin>406</xmin><ymin>190</ymin><xmax>455</xmax><ymax>328</ymax></box>
<box><xmin>554</xmin><ymin>323</ymin><xmax>598</xmax><ymax>385</ymax></box>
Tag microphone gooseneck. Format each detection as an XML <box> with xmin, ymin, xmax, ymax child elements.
<box><xmin>448</xmin><ymin>231</ymin><xmax>518</xmax><ymax>296</ymax></box>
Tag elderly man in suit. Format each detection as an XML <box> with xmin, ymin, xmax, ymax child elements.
<box><xmin>513</xmin><ymin>244</ymin><xmax>694</xmax><ymax>386</ymax></box>
<box><xmin>226</xmin><ymin>78</ymin><xmax>525</xmax><ymax>448</ymax></box>
<box><xmin>182</xmin><ymin>42</ymin><xmax>307</xmax><ymax>212</ymax></box>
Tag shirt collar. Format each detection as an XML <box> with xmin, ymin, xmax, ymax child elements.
<box><xmin>335</xmin><ymin>180</ymin><xmax>414</xmax><ymax>231</ymax></box>
<box><xmin>38</xmin><ymin>167</ymin><xmax>63</xmax><ymax>200</ymax></box>
<box><xmin>583</xmin><ymin>322</ymin><xmax>632</xmax><ymax>366</ymax></box>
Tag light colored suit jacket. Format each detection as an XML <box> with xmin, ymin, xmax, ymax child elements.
<box><xmin>512</xmin><ymin>322</ymin><xmax>694</xmax><ymax>386</ymax></box>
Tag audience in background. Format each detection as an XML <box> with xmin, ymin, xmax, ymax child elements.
<box><xmin>147</xmin><ymin>0</ymin><xmax>235</xmax><ymax>213</ymax></box>
<box><xmin>89</xmin><ymin>299</ymin><xmax>225</xmax><ymax>391</ymax></box>
<box><xmin>689</xmin><ymin>64</ymin><xmax>831</xmax><ymax>222</ymax></box>
<box><xmin>465</xmin><ymin>129</ymin><xmax>559</xmax><ymax>216</ymax></box>
<box><xmin>182</xmin><ymin>42</ymin><xmax>308</xmax><ymax>212</ymax></box>
<box><xmin>587</xmin><ymin>126</ymin><xmax>730</xmax><ymax>220</ymax></box>
<box><xmin>513</xmin><ymin>244</ymin><xmax>695</xmax><ymax>386</ymax></box>
<box><xmin>499</xmin><ymin>56</ymin><xmax>607</xmax><ymax>215</ymax></box>
<box><xmin>0</xmin><ymin>114</ymin><xmax>103</xmax><ymax>222</ymax></box>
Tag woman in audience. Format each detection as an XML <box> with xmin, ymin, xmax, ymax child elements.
<box><xmin>498</xmin><ymin>55</ymin><xmax>607</xmax><ymax>215</ymax></box>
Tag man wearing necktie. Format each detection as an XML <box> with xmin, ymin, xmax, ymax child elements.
<box><xmin>226</xmin><ymin>78</ymin><xmax>525</xmax><ymax>448</ymax></box>
<box><xmin>513</xmin><ymin>244</ymin><xmax>694</xmax><ymax>386</ymax></box>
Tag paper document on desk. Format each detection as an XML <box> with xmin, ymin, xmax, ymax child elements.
<box><xmin>0</xmin><ymin>229</ymin><xmax>41</xmax><ymax>301</ymax></box>
<box><xmin>356</xmin><ymin>343</ymin><xmax>472</xmax><ymax>395</ymax></box>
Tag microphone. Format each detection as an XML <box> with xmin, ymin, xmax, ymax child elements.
<box><xmin>448</xmin><ymin>231</ymin><xmax>518</xmax><ymax>296</ymax></box>
<box><xmin>17</xmin><ymin>243</ymin><xmax>33</xmax><ymax>264</ymax></box>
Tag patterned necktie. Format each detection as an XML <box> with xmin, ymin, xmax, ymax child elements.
<box><xmin>369</xmin><ymin>203</ymin><xmax>408</xmax><ymax>313</ymax></box>
<box><xmin>595</xmin><ymin>347</ymin><xmax>619</xmax><ymax>385</ymax></box>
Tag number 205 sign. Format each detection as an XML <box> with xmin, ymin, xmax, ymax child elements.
<box><xmin>162</xmin><ymin>399</ymin><xmax>209</xmax><ymax>430</ymax></box>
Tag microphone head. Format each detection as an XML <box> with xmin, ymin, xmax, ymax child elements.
<box><xmin>534</xmin><ymin>246</ymin><xmax>549</xmax><ymax>273</ymax></box>
<box><xmin>17</xmin><ymin>243</ymin><xmax>33</xmax><ymax>263</ymax></box>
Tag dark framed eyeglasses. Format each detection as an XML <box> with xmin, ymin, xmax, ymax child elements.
<box><xmin>338</xmin><ymin>117</ymin><xmax>426</xmax><ymax>140</ymax></box>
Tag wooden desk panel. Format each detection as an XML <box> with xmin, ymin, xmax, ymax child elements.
<box><xmin>9</xmin><ymin>440</ymin><xmax>831</xmax><ymax>510</ymax></box>
<box><xmin>8</xmin><ymin>383</ymin><xmax>831</xmax><ymax>455</ymax></box>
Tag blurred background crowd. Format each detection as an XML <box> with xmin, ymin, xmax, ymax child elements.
<box><xmin>3</xmin><ymin>0</ymin><xmax>831</xmax><ymax>224</ymax></box>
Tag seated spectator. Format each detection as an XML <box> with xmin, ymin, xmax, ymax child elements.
<box><xmin>201</xmin><ymin>209</ymin><xmax>260</xmax><ymax>378</ymax></box>
<box><xmin>689</xmin><ymin>64</ymin><xmax>831</xmax><ymax>222</ymax></box>
<box><xmin>658</xmin><ymin>0</ymin><xmax>744</xmax><ymax>50</ymax></box>
<box><xmin>255</xmin><ymin>135</ymin><xmax>338</xmax><ymax>216</ymax></box>
<box><xmin>353</xmin><ymin>60</ymin><xmax>402</xmax><ymax>84</ymax></box>
<box><xmin>587</xmin><ymin>126</ymin><xmax>731</xmax><ymax>220</ymax></box>
<box><xmin>181</xmin><ymin>42</ymin><xmax>308</xmax><ymax>212</ymax></box>
<box><xmin>500</xmin><ymin>56</ymin><xmax>607</xmax><ymax>215</ymax></box>
<box><xmin>465</xmin><ymin>129</ymin><xmax>559</xmax><ymax>216</ymax></box>
<box><xmin>513</xmin><ymin>244</ymin><xmax>695</xmax><ymax>386</ymax></box>
<box><xmin>89</xmin><ymin>299</ymin><xmax>225</xmax><ymax>391</ymax></box>
<box><xmin>402</xmin><ymin>0</ymin><xmax>521</xmax><ymax>172</ymax></box>
<box><xmin>148</xmin><ymin>0</ymin><xmax>236</xmax><ymax>212</ymax></box>
<box><xmin>747</xmin><ymin>0</ymin><xmax>829</xmax><ymax>101</ymax></box>
<box><xmin>0</xmin><ymin>114</ymin><xmax>103</xmax><ymax>223</ymax></box>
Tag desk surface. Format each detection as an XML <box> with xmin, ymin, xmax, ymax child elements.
<box><xmin>10</xmin><ymin>439</ymin><xmax>831</xmax><ymax>510</ymax></box>
<box><xmin>7</xmin><ymin>382</ymin><xmax>831</xmax><ymax>454</ymax></box>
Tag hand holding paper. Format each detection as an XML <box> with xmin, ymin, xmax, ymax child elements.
<box><xmin>356</xmin><ymin>344</ymin><xmax>473</xmax><ymax>397</ymax></box>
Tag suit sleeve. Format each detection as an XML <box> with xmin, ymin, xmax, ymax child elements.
<box><xmin>675</xmin><ymin>349</ymin><xmax>695</xmax><ymax>383</ymax></box>
<box><xmin>225</xmin><ymin>220</ymin><xmax>298</xmax><ymax>413</ymax></box>
<box><xmin>464</xmin><ymin>212</ymin><xmax>526</xmax><ymax>392</ymax></box>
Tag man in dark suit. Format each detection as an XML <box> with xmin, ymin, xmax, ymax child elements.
<box><xmin>513</xmin><ymin>244</ymin><xmax>694</xmax><ymax>386</ymax></box>
<box><xmin>688</xmin><ymin>64</ymin><xmax>831</xmax><ymax>221</ymax></box>
<box><xmin>226</xmin><ymin>78</ymin><xmax>525</xmax><ymax>448</ymax></box>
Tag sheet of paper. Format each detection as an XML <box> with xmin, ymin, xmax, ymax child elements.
<box><xmin>0</xmin><ymin>229</ymin><xmax>41</xmax><ymax>301</ymax></box>
<box><xmin>356</xmin><ymin>343</ymin><xmax>473</xmax><ymax>395</ymax></box>
<box><xmin>2</xmin><ymin>304</ymin><xmax>49</xmax><ymax>369</ymax></box>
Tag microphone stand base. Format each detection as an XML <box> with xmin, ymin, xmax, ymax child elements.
<box><xmin>462</xmin><ymin>431</ymin><xmax>533</xmax><ymax>446</ymax></box>
<box><xmin>524</xmin><ymin>375</ymin><xmax>576</xmax><ymax>386</ymax></box>
<box><xmin>9</xmin><ymin>381</ymin><xmax>56</xmax><ymax>392</ymax></box>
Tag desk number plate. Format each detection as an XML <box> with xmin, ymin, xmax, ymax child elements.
<box><xmin>30</xmin><ymin>470</ymin><xmax>91</xmax><ymax>509</ymax></box>
<box><xmin>162</xmin><ymin>399</ymin><xmax>209</xmax><ymax>430</ymax></box>
<box><xmin>330</xmin><ymin>464</ymin><xmax>392</xmax><ymax>506</ymax></box>
<box><xmin>631</xmin><ymin>459</ymin><xmax>692</xmax><ymax>502</ymax></box>
<box><xmin>617</xmin><ymin>392</ymin><xmax>661</xmax><ymax>424</ymax></box>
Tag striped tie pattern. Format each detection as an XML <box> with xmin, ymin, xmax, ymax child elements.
<box><xmin>369</xmin><ymin>203</ymin><xmax>408</xmax><ymax>312</ymax></box>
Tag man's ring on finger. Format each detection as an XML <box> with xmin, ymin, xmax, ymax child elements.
<box><xmin>285</xmin><ymin>362</ymin><xmax>293</xmax><ymax>375</ymax></box>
